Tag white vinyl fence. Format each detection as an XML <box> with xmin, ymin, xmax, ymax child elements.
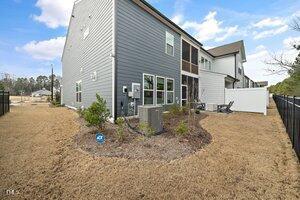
<box><xmin>225</xmin><ymin>87</ymin><xmax>269</xmax><ymax>115</ymax></box>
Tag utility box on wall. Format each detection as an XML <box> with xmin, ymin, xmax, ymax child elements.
<box><xmin>138</xmin><ymin>105</ymin><xmax>163</xmax><ymax>133</ymax></box>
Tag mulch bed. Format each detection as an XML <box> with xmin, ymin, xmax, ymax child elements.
<box><xmin>74</xmin><ymin>113</ymin><xmax>212</xmax><ymax>162</ymax></box>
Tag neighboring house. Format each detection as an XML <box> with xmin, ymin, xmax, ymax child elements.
<box><xmin>31</xmin><ymin>88</ymin><xmax>51</xmax><ymax>97</ymax></box>
<box><xmin>62</xmin><ymin>0</ymin><xmax>256</xmax><ymax>119</ymax></box>
<box><xmin>244</xmin><ymin>76</ymin><xmax>250</xmax><ymax>88</ymax></box>
<box><xmin>249</xmin><ymin>79</ymin><xmax>255</xmax><ymax>88</ymax></box>
<box><xmin>208</xmin><ymin>41</ymin><xmax>247</xmax><ymax>89</ymax></box>
<box><xmin>256</xmin><ymin>81</ymin><xmax>269</xmax><ymax>87</ymax></box>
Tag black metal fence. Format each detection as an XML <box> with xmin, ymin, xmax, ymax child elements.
<box><xmin>273</xmin><ymin>95</ymin><xmax>300</xmax><ymax>160</ymax></box>
<box><xmin>0</xmin><ymin>91</ymin><xmax>10</xmax><ymax>117</ymax></box>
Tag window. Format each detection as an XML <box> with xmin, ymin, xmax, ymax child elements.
<box><xmin>201</xmin><ymin>57</ymin><xmax>205</xmax><ymax>68</ymax></box>
<box><xmin>156</xmin><ymin>76</ymin><xmax>165</xmax><ymax>105</ymax></box>
<box><xmin>83</xmin><ymin>27</ymin><xmax>89</xmax><ymax>39</ymax></box>
<box><xmin>76</xmin><ymin>81</ymin><xmax>82</xmax><ymax>102</ymax></box>
<box><xmin>201</xmin><ymin>57</ymin><xmax>212</xmax><ymax>71</ymax></box>
<box><xmin>191</xmin><ymin>46</ymin><xmax>198</xmax><ymax>65</ymax></box>
<box><xmin>182</xmin><ymin>40</ymin><xmax>199</xmax><ymax>75</ymax></box>
<box><xmin>166</xmin><ymin>31</ymin><xmax>174</xmax><ymax>56</ymax></box>
<box><xmin>182</xmin><ymin>75</ymin><xmax>187</xmax><ymax>85</ymax></box>
<box><xmin>166</xmin><ymin>78</ymin><xmax>174</xmax><ymax>104</ymax></box>
<box><xmin>238</xmin><ymin>67</ymin><xmax>242</xmax><ymax>74</ymax></box>
<box><xmin>143</xmin><ymin>74</ymin><xmax>154</xmax><ymax>105</ymax></box>
<box><xmin>182</xmin><ymin>40</ymin><xmax>190</xmax><ymax>62</ymax></box>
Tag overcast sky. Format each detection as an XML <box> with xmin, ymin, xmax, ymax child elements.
<box><xmin>0</xmin><ymin>0</ymin><xmax>299</xmax><ymax>85</ymax></box>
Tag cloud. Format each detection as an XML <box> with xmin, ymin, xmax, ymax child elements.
<box><xmin>244</xmin><ymin>38</ymin><xmax>299</xmax><ymax>85</ymax></box>
<box><xmin>33</xmin><ymin>0</ymin><xmax>75</xmax><ymax>29</ymax></box>
<box><xmin>283</xmin><ymin>36</ymin><xmax>300</xmax><ymax>49</ymax></box>
<box><xmin>171</xmin><ymin>14</ymin><xmax>184</xmax><ymax>24</ymax></box>
<box><xmin>215</xmin><ymin>25</ymin><xmax>239</xmax><ymax>42</ymax></box>
<box><xmin>251</xmin><ymin>17</ymin><xmax>289</xmax><ymax>40</ymax></box>
<box><xmin>253</xmin><ymin>18</ymin><xmax>285</xmax><ymax>28</ymax></box>
<box><xmin>179</xmin><ymin>11</ymin><xmax>239</xmax><ymax>42</ymax></box>
<box><xmin>253</xmin><ymin>25</ymin><xmax>289</xmax><ymax>40</ymax></box>
<box><xmin>16</xmin><ymin>37</ymin><xmax>66</xmax><ymax>61</ymax></box>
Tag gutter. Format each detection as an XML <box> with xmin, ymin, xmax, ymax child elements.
<box><xmin>113</xmin><ymin>0</ymin><xmax>117</xmax><ymax>121</ymax></box>
<box><xmin>233</xmin><ymin>54</ymin><xmax>237</xmax><ymax>88</ymax></box>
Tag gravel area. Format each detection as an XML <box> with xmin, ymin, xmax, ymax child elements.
<box><xmin>0</xmin><ymin>102</ymin><xmax>299</xmax><ymax>199</ymax></box>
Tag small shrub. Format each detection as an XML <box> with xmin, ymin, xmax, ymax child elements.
<box><xmin>169</xmin><ymin>104</ymin><xmax>190</xmax><ymax>116</ymax></box>
<box><xmin>138</xmin><ymin>122</ymin><xmax>155</xmax><ymax>138</ymax></box>
<box><xmin>175</xmin><ymin>120</ymin><xmax>189</xmax><ymax>136</ymax></box>
<box><xmin>83</xmin><ymin>94</ymin><xmax>110</xmax><ymax>129</ymax></box>
<box><xmin>169</xmin><ymin>104</ymin><xmax>181</xmax><ymax>115</ymax></box>
<box><xmin>55</xmin><ymin>91</ymin><xmax>61</xmax><ymax>103</ymax></box>
<box><xmin>181</xmin><ymin>106</ymin><xmax>189</xmax><ymax>115</ymax></box>
<box><xmin>51</xmin><ymin>100</ymin><xmax>61</xmax><ymax>107</ymax></box>
<box><xmin>46</xmin><ymin>96</ymin><xmax>51</xmax><ymax>102</ymax></box>
<box><xmin>115</xmin><ymin>117</ymin><xmax>126</xmax><ymax>142</ymax></box>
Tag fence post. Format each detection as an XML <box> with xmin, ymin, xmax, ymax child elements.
<box><xmin>2</xmin><ymin>91</ymin><xmax>4</xmax><ymax>116</ymax></box>
<box><xmin>286</xmin><ymin>95</ymin><xmax>288</xmax><ymax>128</ymax></box>
<box><xmin>292</xmin><ymin>96</ymin><xmax>295</xmax><ymax>148</ymax></box>
<box><xmin>8</xmin><ymin>92</ymin><xmax>10</xmax><ymax>112</ymax></box>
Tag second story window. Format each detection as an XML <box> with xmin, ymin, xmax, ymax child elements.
<box><xmin>201</xmin><ymin>57</ymin><xmax>212</xmax><ymax>71</ymax></box>
<box><xmin>238</xmin><ymin>67</ymin><xmax>242</xmax><ymax>74</ymax></box>
<box><xmin>165</xmin><ymin>31</ymin><xmax>174</xmax><ymax>56</ymax></box>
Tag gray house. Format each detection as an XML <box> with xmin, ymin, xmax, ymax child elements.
<box><xmin>62</xmin><ymin>0</ymin><xmax>253</xmax><ymax>120</ymax></box>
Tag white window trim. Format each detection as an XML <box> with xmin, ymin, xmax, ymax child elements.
<box><xmin>76</xmin><ymin>80</ymin><xmax>82</xmax><ymax>103</ymax></box>
<box><xmin>143</xmin><ymin>73</ymin><xmax>155</xmax><ymax>106</ymax></box>
<box><xmin>156</xmin><ymin>76</ymin><xmax>165</xmax><ymax>105</ymax></box>
<box><xmin>166</xmin><ymin>78</ymin><xmax>175</xmax><ymax>105</ymax></box>
<box><xmin>165</xmin><ymin>31</ymin><xmax>174</xmax><ymax>57</ymax></box>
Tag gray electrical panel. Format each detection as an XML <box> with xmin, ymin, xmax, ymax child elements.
<box><xmin>138</xmin><ymin>105</ymin><xmax>163</xmax><ymax>133</ymax></box>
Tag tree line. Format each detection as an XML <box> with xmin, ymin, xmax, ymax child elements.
<box><xmin>0</xmin><ymin>73</ymin><xmax>61</xmax><ymax>96</ymax></box>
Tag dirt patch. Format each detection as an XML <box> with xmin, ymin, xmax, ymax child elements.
<box><xmin>74</xmin><ymin>114</ymin><xmax>212</xmax><ymax>161</ymax></box>
<box><xmin>0</xmin><ymin>101</ymin><xmax>299</xmax><ymax>199</ymax></box>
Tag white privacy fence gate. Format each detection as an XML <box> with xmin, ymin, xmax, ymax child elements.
<box><xmin>225</xmin><ymin>87</ymin><xmax>269</xmax><ymax>115</ymax></box>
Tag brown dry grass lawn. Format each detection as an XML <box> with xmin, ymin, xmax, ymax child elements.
<box><xmin>0</xmin><ymin>102</ymin><xmax>299</xmax><ymax>199</ymax></box>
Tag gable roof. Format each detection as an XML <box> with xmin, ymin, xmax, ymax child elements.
<box><xmin>207</xmin><ymin>40</ymin><xmax>246</xmax><ymax>61</ymax></box>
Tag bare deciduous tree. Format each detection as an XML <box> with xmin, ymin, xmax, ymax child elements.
<box><xmin>290</xmin><ymin>16</ymin><xmax>300</xmax><ymax>32</ymax></box>
<box><xmin>265</xmin><ymin>17</ymin><xmax>300</xmax><ymax>75</ymax></box>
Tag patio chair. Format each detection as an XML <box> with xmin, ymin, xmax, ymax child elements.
<box><xmin>217</xmin><ymin>101</ymin><xmax>234</xmax><ymax>114</ymax></box>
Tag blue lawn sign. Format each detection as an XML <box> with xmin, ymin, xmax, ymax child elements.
<box><xmin>96</xmin><ymin>133</ymin><xmax>105</xmax><ymax>144</ymax></box>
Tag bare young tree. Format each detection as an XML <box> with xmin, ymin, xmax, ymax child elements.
<box><xmin>265</xmin><ymin>17</ymin><xmax>300</xmax><ymax>75</ymax></box>
<box><xmin>290</xmin><ymin>16</ymin><xmax>300</xmax><ymax>32</ymax></box>
<box><xmin>265</xmin><ymin>52</ymin><xmax>299</xmax><ymax>75</ymax></box>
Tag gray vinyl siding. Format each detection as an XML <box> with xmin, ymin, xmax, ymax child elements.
<box><xmin>115</xmin><ymin>0</ymin><xmax>181</xmax><ymax>116</ymax></box>
<box><xmin>62</xmin><ymin>0</ymin><xmax>113</xmax><ymax>114</ymax></box>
